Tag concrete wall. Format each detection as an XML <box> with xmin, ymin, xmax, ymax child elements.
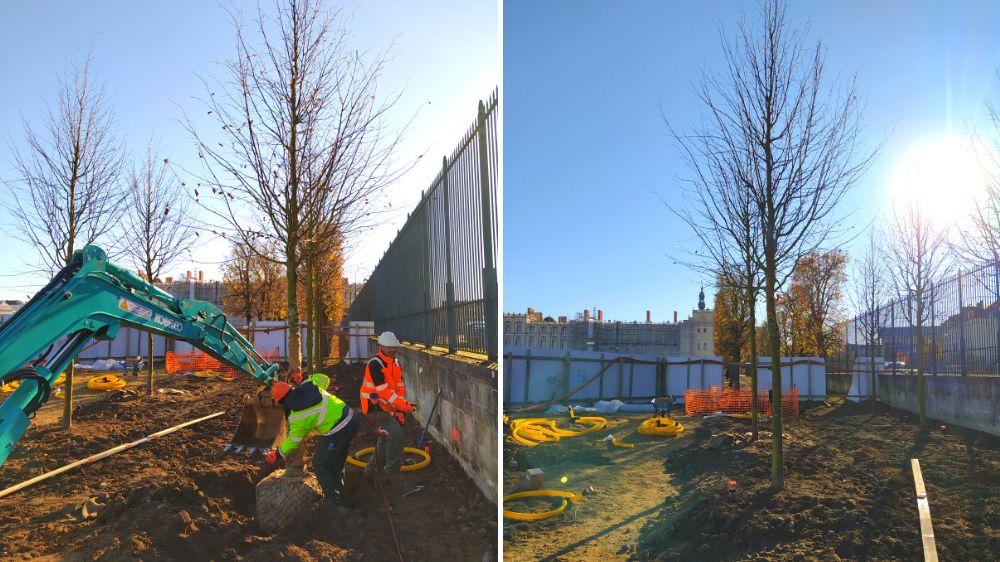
<box><xmin>879</xmin><ymin>374</ymin><xmax>1000</xmax><ymax>436</ymax></box>
<box><xmin>398</xmin><ymin>346</ymin><xmax>497</xmax><ymax>503</ymax></box>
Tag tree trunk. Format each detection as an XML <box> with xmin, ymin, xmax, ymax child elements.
<box><xmin>146</xmin><ymin>331</ymin><xmax>154</xmax><ymax>396</ymax></box>
<box><xmin>63</xmin><ymin>247</ymin><xmax>75</xmax><ymax>430</ymax></box>
<box><xmin>765</xmin><ymin>250</ymin><xmax>785</xmax><ymax>491</ymax></box>
<box><xmin>286</xmin><ymin>247</ymin><xmax>302</xmax><ymax>372</ymax></box>
<box><xmin>915</xmin><ymin>300</ymin><xmax>927</xmax><ymax>427</ymax></box>
<box><xmin>305</xmin><ymin>254</ymin><xmax>315</xmax><ymax>373</ymax></box>
<box><xmin>747</xmin><ymin>283</ymin><xmax>760</xmax><ymax>440</ymax></box>
<box><xmin>870</xmin><ymin>334</ymin><xmax>877</xmax><ymax>415</ymax></box>
<box><xmin>313</xmin><ymin>267</ymin><xmax>324</xmax><ymax>368</ymax></box>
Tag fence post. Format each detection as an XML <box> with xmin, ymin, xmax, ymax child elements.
<box><xmin>562</xmin><ymin>351</ymin><xmax>571</xmax><ymax>397</ymax></box>
<box><xmin>994</xmin><ymin>262</ymin><xmax>1000</xmax><ymax>375</ymax></box>
<box><xmin>891</xmin><ymin>301</ymin><xmax>896</xmax><ymax>373</ymax></box>
<box><xmin>929</xmin><ymin>282</ymin><xmax>936</xmax><ymax>375</ymax></box>
<box><xmin>421</xmin><ymin>202</ymin><xmax>432</xmax><ymax>348</ymax></box>
<box><xmin>524</xmin><ymin>348</ymin><xmax>532</xmax><ymax>403</ymax></box>
<box><xmin>958</xmin><ymin>269</ymin><xmax>967</xmax><ymax>376</ymax></box>
<box><xmin>442</xmin><ymin>156</ymin><xmax>458</xmax><ymax>353</ymax></box>
<box><xmin>477</xmin><ymin>100</ymin><xmax>498</xmax><ymax>361</ymax></box>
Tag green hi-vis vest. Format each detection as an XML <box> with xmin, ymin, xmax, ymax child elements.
<box><xmin>278</xmin><ymin>389</ymin><xmax>349</xmax><ymax>456</ymax></box>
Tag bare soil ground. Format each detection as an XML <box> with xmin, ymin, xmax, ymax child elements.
<box><xmin>502</xmin><ymin>400</ymin><xmax>1000</xmax><ymax>561</ymax></box>
<box><xmin>0</xmin><ymin>363</ymin><xmax>496</xmax><ymax>561</ymax></box>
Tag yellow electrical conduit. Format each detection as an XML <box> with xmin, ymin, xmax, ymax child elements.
<box><xmin>506</xmin><ymin>416</ymin><xmax>607</xmax><ymax>446</ymax></box>
<box><xmin>503</xmin><ymin>490</ymin><xmax>583</xmax><ymax>521</ymax></box>
<box><xmin>346</xmin><ymin>446</ymin><xmax>431</xmax><ymax>471</ymax></box>
<box><xmin>87</xmin><ymin>375</ymin><xmax>127</xmax><ymax>391</ymax></box>
<box><xmin>637</xmin><ymin>416</ymin><xmax>684</xmax><ymax>437</ymax></box>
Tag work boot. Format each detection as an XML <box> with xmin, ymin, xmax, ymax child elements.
<box><xmin>326</xmin><ymin>491</ymin><xmax>357</xmax><ymax>509</ymax></box>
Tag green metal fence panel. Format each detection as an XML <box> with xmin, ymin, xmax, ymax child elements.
<box><xmin>348</xmin><ymin>90</ymin><xmax>498</xmax><ymax>359</ymax></box>
<box><xmin>846</xmin><ymin>261</ymin><xmax>1000</xmax><ymax>377</ymax></box>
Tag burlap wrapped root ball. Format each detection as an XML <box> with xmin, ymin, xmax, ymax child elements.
<box><xmin>255</xmin><ymin>469</ymin><xmax>324</xmax><ymax>533</ymax></box>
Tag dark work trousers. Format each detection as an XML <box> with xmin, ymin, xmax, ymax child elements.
<box><xmin>312</xmin><ymin>409</ymin><xmax>360</xmax><ymax>500</ymax></box>
<box><xmin>365</xmin><ymin>409</ymin><xmax>403</xmax><ymax>475</ymax></box>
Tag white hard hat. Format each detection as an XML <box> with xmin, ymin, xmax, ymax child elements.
<box><xmin>378</xmin><ymin>331</ymin><xmax>399</xmax><ymax>346</ymax></box>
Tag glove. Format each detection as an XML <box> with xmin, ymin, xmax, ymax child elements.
<box><xmin>400</xmin><ymin>402</ymin><xmax>415</xmax><ymax>413</ymax></box>
<box><xmin>290</xmin><ymin>371</ymin><xmax>303</xmax><ymax>384</ymax></box>
<box><xmin>394</xmin><ymin>412</ymin><xmax>405</xmax><ymax>425</ymax></box>
<box><xmin>265</xmin><ymin>449</ymin><xmax>282</xmax><ymax>465</ymax></box>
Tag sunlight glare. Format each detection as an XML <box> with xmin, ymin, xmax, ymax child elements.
<box><xmin>890</xmin><ymin>136</ymin><xmax>988</xmax><ymax>229</ymax></box>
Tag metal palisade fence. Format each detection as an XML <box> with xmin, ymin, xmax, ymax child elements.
<box><xmin>846</xmin><ymin>261</ymin><xmax>1000</xmax><ymax>377</ymax></box>
<box><xmin>348</xmin><ymin>90</ymin><xmax>498</xmax><ymax>360</ymax></box>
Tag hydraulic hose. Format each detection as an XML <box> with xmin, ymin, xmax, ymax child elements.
<box><xmin>346</xmin><ymin>446</ymin><xmax>431</xmax><ymax>471</ymax></box>
<box><xmin>503</xmin><ymin>490</ymin><xmax>582</xmax><ymax>521</ymax></box>
<box><xmin>506</xmin><ymin>415</ymin><xmax>608</xmax><ymax>446</ymax></box>
<box><xmin>1</xmin><ymin>368</ymin><xmax>51</xmax><ymax>417</ymax></box>
<box><xmin>87</xmin><ymin>375</ymin><xmax>127</xmax><ymax>391</ymax></box>
<box><xmin>637</xmin><ymin>417</ymin><xmax>684</xmax><ymax>437</ymax></box>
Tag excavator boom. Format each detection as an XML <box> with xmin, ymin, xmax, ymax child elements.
<box><xmin>0</xmin><ymin>245</ymin><xmax>280</xmax><ymax>467</ymax></box>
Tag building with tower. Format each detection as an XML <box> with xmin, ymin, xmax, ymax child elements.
<box><xmin>503</xmin><ymin>291</ymin><xmax>715</xmax><ymax>356</ymax></box>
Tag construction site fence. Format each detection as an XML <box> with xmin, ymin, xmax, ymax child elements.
<box><xmin>684</xmin><ymin>385</ymin><xmax>800</xmax><ymax>417</ymax></box>
<box><xmin>503</xmin><ymin>347</ymin><xmax>826</xmax><ymax>407</ymax></box>
<box><xmin>348</xmin><ymin>90</ymin><xmax>499</xmax><ymax>359</ymax></box>
<box><xmin>164</xmin><ymin>348</ymin><xmax>281</xmax><ymax>377</ymax></box>
<box><xmin>845</xmin><ymin>261</ymin><xmax>1000</xmax><ymax>377</ymax></box>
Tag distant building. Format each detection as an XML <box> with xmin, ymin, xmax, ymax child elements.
<box><xmin>503</xmin><ymin>291</ymin><xmax>715</xmax><ymax>356</ymax></box>
<box><xmin>0</xmin><ymin>300</ymin><xmax>25</xmax><ymax>325</ymax></box>
<box><xmin>503</xmin><ymin>308</ymin><xmax>569</xmax><ymax>349</ymax></box>
<box><xmin>155</xmin><ymin>271</ymin><xmax>224</xmax><ymax>310</ymax></box>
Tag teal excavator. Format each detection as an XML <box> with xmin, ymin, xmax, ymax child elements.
<box><xmin>0</xmin><ymin>245</ymin><xmax>284</xmax><ymax>468</ymax></box>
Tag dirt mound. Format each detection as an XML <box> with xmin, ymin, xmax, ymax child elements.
<box><xmin>635</xmin><ymin>400</ymin><xmax>1000</xmax><ymax>561</ymax></box>
<box><xmin>1</xmin><ymin>363</ymin><xmax>496</xmax><ymax>561</ymax></box>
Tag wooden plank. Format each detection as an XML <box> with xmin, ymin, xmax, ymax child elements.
<box><xmin>911</xmin><ymin>458</ymin><xmax>939</xmax><ymax>562</ymax></box>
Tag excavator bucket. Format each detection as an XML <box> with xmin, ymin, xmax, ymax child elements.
<box><xmin>225</xmin><ymin>394</ymin><xmax>287</xmax><ymax>455</ymax></box>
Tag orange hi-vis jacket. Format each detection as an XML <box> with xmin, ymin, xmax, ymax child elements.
<box><xmin>360</xmin><ymin>352</ymin><xmax>407</xmax><ymax>414</ymax></box>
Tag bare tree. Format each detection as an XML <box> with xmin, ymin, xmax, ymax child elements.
<box><xmin>850</xmin><ymin>229</ymin><xmax>888</xmax><ymax>414</ymax></box>
<box><xmin>121</xmin><ymin>142</ymin><xmax>196</xmax><ymax>395</ymax></box>
<box><xmin>955</xmin><ymin>96</ymin><xmax>1000</xmax><ymax>266</ymax></box>
<box><xmin>187</xmin><ymin>0</ymin><xmax>410</xmax><ymax>372</ymax></box>
<box><xmin>887</xmin><ymin>201</ymin><xmax>950</xmax><ymax>426</ymax></box>
<box><xmin>3</xmin><ymin>51</ymin><xmax>125</xmax><ymax>429</ymax></box>
<box><xmin>679</xmin><ymin>0</ymin><xmax>876</xmax><ymax>489</ymax></box>
<box><xmin>4</xmin><ymin>53</ymin><xmax>125</xmax><ymax>275</ymax></box>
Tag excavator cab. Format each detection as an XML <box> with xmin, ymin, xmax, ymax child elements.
<box><xmin>226</xmin><ymin>391</ymin><xmax>288</xmax><ymax>454</ymax></box>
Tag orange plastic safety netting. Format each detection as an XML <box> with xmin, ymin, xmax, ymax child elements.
<box><xmin>684</xmin><ymin>385</ymin><xmax>799</xmax><ymax>417</ymax></box>
<box><xmin>165</xmin><ymin>347</ymin><xmax>281</xmax><ymax>378</ymax></box>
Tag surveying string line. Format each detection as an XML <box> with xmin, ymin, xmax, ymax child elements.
<box><xmin>376</xmin><ymin>475</ymin><xmax>405</xmax><ymax>562</ymax></box>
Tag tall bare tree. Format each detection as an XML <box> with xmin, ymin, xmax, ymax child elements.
<box><xmin>887</xmin><ymin>201</ymin><xmax>950</xmax><ymax>426</ymax></box>
<box><xmin>121</xmin><ymin>142</ymin><xmax>196</xmax><ymax>395</ymax></box>
<box><xmin>5</xmin><ymin>53</ymin><xmax>125</xmax><ymax>274</ymax></box>
<box><xmin>3</xmin><ymin>52</ymin><xmax>125</xmax><ymax>429</ymax></box>
<box><xmin>666</xmin><ymin>80</ymin><xmax>767</xmax><ymax>440</ymax></box>
<box><xmin>851</xmin><ymin>228</ymin><xmax>888</xmax><ymax>414</ymax></box>
<box><xmin>679</xmin><ymin>0</ymin><xmax>876</xmax><ymax>489</ymax></box>
<box><xmin>188</xmin><ymin>0</ymin><xmax>409</xmax><ymax>372</ymax></box>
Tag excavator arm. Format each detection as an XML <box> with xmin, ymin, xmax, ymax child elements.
<box><xmin>0</xmin><ymin>245</ymin><xmax>279</xmax><ymax>467</ymax></box>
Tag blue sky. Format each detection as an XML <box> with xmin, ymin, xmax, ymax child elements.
<box><xmin>503</xmin><ymin>0</ymin><xmax>1000</xmax><ymax>323</ymax></box>
<box><xmin>0</xmin><ymin>1</ymin><xmax>497</xmax><ymax>299</ymax></box>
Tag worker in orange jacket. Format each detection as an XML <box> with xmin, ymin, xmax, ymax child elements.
<box><xmin>360</xmin><ymin>331</ymin><xmax>415</xmax><ymax>480</ymax></box>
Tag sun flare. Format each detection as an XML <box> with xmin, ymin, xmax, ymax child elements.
<box><xmin>889</xmin><ymin>136</ymin><xmax>988</xmax><ymax>229</ymax></box>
